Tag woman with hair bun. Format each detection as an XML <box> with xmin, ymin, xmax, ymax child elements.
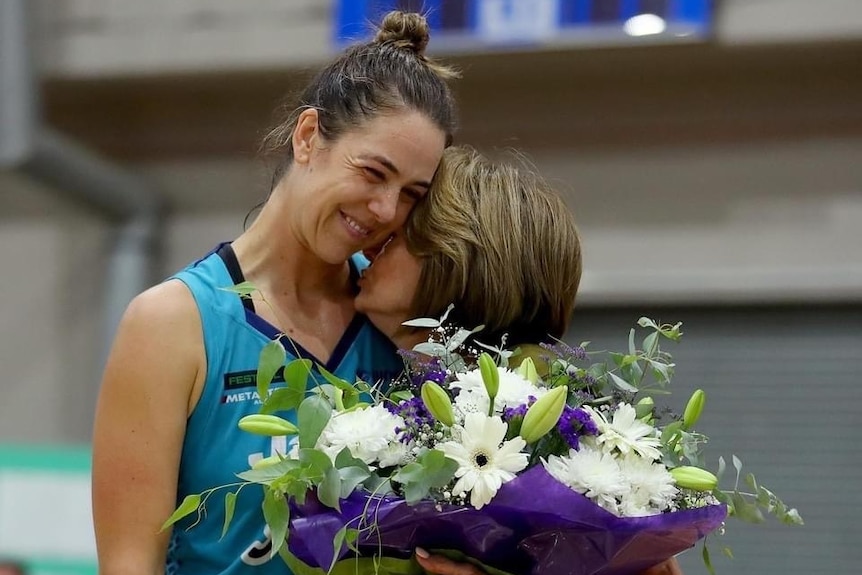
<box><xmin>91</xmin><ymin>11</ymin><xmax>458</xmax><ymax>575</ymax></box>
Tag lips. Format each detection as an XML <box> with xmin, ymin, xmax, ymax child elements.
<box><xmin>342</xmin><ymin>212</ymin><xmax>371</xmax><ymax>238</ymax></box>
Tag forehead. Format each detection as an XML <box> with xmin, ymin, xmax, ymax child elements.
<box><xmin>347</xmin><ymin>110</ymin><xmax>446</xmax><ymax>181</ymax></box>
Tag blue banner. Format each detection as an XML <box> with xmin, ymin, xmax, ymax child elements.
<box><xmin>334</xmin><ymin>0</ymin><xmax>712</xmax><ymax>48</ymax></box>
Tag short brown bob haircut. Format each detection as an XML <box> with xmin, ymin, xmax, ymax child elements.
<box><xmin>404</xmin><ymin>146</ymin><xmax>582</xmax><ymax>347</ymax></box>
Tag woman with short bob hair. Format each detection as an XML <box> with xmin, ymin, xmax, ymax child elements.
<box><xmin>355</xmin><ymin>145</ymin><xmax>684</xmax><ymax>575</ymax></box>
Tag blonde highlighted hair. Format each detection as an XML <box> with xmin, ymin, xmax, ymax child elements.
<box><xmin>405</xmin><ymin>146</ymin><xmax>582</xmax><ymax>346</ymax></box>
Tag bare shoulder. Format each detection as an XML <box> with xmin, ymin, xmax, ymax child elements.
<box><xmin>102</xmin><ymin>278</ymin><xmax>205</xmax><ymax>413</ymax></box>
<box><xmin>92</xmin><ymin>279</ymin><xmax>205</xmax><ymax>570</ymax></box>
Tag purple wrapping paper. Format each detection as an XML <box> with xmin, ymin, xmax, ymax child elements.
<box><xmin>288</xmin><ymin>466</ymin><xmax>727</xmax><ymax>575</ymax></box>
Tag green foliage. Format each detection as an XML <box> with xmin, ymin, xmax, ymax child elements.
<box><xmin>261</xmin><ymin>359</ymin><xmax>312</xmax><ymax>414</ymax></box>
<box><xmin>257</xmin><ymin>340</ymin><xmax>286</xmax><ymax>402</ymax></box>
<box><xmin>221</xmin><ymin>491</ymin><xmax>237</xmax><ymax>540</ymax></box>
<box><xmin>263</xmin><ymin>488</ymin><xmax>290</xmax><ymax>558</ymax></box>
<box><xmin>160</xmin><ymin>493</ymin><xmax>201</xmax><ymax>531</ymax></box>
<box><xmin>391</xmin><ymin>449</ymin><xmax>458</xmax><ymax>505</ymax></box>
<box><xmin>298</xmin><ymin>394</ymin><xmax>332</xmax><ymax>449</ymax></box>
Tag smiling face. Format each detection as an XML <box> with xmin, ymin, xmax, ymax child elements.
<box><xmin>354</xmin><ymin>231</ymin><xmax>425</xmax><ymax>345</ymax></box>
<box><xmin>287</xmin><ymin>108</ymin><xmax>446</xmax><ymax>265</ymax></box>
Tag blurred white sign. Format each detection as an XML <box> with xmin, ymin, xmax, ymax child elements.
<box><xmin>477</xmin><ymin>0</ymin><xmax>561</xmax><ymax>42</ymax></box>
<box><xmin>0</xmin><ymin>470</ymin><xmax>96</xmax><ymax>559</ymax></box>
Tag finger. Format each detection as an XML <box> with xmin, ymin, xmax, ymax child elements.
<box><xmin>414</xmin><ymin>549</ymin><xmax>484</xmax><ymax>575</ymax></box>
<box><xmin>640</xmin><ymin>557</ymin><xmax>684</xmax><ymax>575</ymax></box>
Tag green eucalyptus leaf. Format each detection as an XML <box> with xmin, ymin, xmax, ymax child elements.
<box><xmin>221</xmin><ymin>491</ymin><xmax>237</xmax><ymax>540</ymax></box>
<box><xmin>628</xmin><ymin>328</ymin><xmax>637</xmax><ymax>355</ymax></box>
<box><xmin>298</xmin><ymin>447</ymin><xmax>333</xmax><ymax>482</ymax></box>
<box><xmin>316</xmin><ymin>366</ymin><xmax>361</xmax><ymax>410</ymax></box>
<box><xmin>637</xmin><ymin>317</ymin><xmax>659</xmax><ymax>330</ymax></box>
<box><xmin>262</xmin><ymin>488</ymin><xmax>290</xmax><ymax>558</ymax></box>
<box><xmin>298</xmin><ymin>394</ymin><xmax>332</xmax><ymax>449</ymax></box>
<box><xmin>338</xmin><ymin>466</ymin><xmax>372</xmax><ymax>498</ymax></box>
<box><xmin>401</xmin><ymin>317</ymin><xmax>441</xmax><ymax>328</ymax></box>
<box><xmin>392</xmin><ymin>449</ymin><xmax>458</xmax><ymax>505</ymax></box>
<box><xmin>316</xmin><ymin>365</ymin><xmax>356</xmax><ymax>392</ymax></box>
<box><xmin>334</xmin><ymin>447</ymin><xmax>370</xmax><ymax>471</ymax></box>
<box><xmin>702</xmin><ymin>541</ymin><xmax>716</xmax><ymax>575</ymax></box>
<box><xmin>413</xmin><ymin>341</ymin><xmax>448</xmax><ymax>357</ymax></box>
<box><xmin>660</xmin><ymin>322</ymin><xmax>684</xmax><ymax>342</ymax></box>
<box><xmin>220</xmin><ymin>281</ymin><xmax>258</xmax><ymax>297</ymax></box>
<box><xmin>660</xmin><ymin>421</ymin><xmax>683</xmax><ymax>446</ymax></box>
<box><xmin>717</xmin><ymin>456</ymin><xmax>727</xmax><ymax>480</ymax></box>
<box><xmin>647</xmin><ymin>359</ymin><xmax>674</xmax><ymax>384</ymax></box>
<box><xmin>260</xmin><ymin>385</ymin><xmax>306</xmax><ymax>415</ymax></box>
<box><xmin>608</xmin><ymin>372</ymin><xmax>638</xmax><ymax>393</ymax></box>
<box><xmin>731</xmin><ymin>492</ymin><xmax>765</xmax><ymax>523</ymax></box>
<box><xmin>642</xmin><ymin>332</ymin><xmax>659</xmax><ymax>358</ymax></box>
<box><xmin>161</xmin><ymin>493</ymin><xmax>201</xmax><ymax>531</ymax></box>
<box><xmin>389</xmin><ymin>390</ymin><xmax>414</xmax><ymax>403</ymax></box>
<box><xmin>318</xmin><ymin>466</ymin><xmax>342</xmax><ymax>511</ymax></box>
<box><xmin>328</xmin><ymin>526</ymin><xmax>352</xmax><ymax>574</ymax></box>
<box><xmin>236</xmin><ymin>458</ymin><xmax>300</xmax><ymax>484</ymax></box>
<box><xmin>257</xmin><ymin>340</ymin><xmax>286</xmax><ymax>402</ymax></box>
<box><xmin>620</xmin><ymin>360</ymin><xmax>644</xmax><ymax>386</ymax></box>
<box><xmin>783</xmin><ymin>508</ymin><xmax>804</xmax><ymax>526</ymax></box>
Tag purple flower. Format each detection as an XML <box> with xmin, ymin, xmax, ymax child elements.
<box><xmin>541</xmin><ymin>341</ymin><xmax>588</xmax><ymax>362</ymax></box>
<box><xmin>388</xmin><ymin>396</ymin><xmax>437</xmax><ymax>445</ymax></box>
<box><xmin>557</xmin><ymin>405</ymin><xmax>598</xmax><ymax>450</ymax></box>
<box><xmin>501</xmin><ymin>396</ymin><xmax>537</xmax><ymax>422</ymax></box>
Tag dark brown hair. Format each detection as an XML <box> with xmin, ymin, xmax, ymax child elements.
<box><xmin>262</xmin><ymin>11</ymin><xmax>459</xmax><ymax>187</ymax></box>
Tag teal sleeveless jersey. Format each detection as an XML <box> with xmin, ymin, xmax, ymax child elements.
<box><xmin>166</xmin><ymin>244</ymin><xmax>402</xmax><ymax>574</ymax></box>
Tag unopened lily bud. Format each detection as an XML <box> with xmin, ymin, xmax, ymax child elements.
<box><xmin>251</xmin><ymin>455</ymin><xmax>282</xmax><ymax>470</ymax></box>
<box><xmin>670</xmin><ymin>466</ymin><xmax>718</xmax><ymax>491</ymax></box>
<box><xmin>520</xmin><ymin>386</ymin><xmax>568</xmax><ymax>444</ymax></box>
<box><xmin>635</xmin><ymin>396</ymin><xmax>655</xmax><ymax>419</ymax></box>
<box><xmin>238</xmin><ymin>414</ymin><xmax>299</xmax><ymax>436</ymax></box>
<box><xmin>421</xmin><ymin>381</ymin><xmax>455</xmax><ymax>427</ymax></box>
<box><xmin>478</xmin><ymin>353</ymin><xmax>500</xmax><ymax>401</ymax></box>
<box><xmin>516</xmin><ymin>357</ymin><xmax>540</xmax><ymax>384</ymax></box>
<box><xmin>683</xmin><ymin>389</ymin><xmax>706</xmax><ymax>430</ymax></box>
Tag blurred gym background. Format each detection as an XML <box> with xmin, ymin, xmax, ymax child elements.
<box><xmin>1</xmin><ymin>1</ymin><xmax>860</xmax><ymax>573</ymax></box>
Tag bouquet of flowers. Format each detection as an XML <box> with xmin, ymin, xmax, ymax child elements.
<box><xmin>165</xmin><ymin>308</ymin><xmax>802</xmax><ymax>575</ymax></box>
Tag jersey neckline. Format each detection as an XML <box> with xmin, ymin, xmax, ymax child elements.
<box><xmin>215</xmin><ymin>242</ymin><xmax>366</xmax><ymax>372</ymax></box>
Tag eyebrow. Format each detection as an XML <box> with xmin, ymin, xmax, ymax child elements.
<box><xmin>362</xmin><ymin>155</ymin><xmax>431</xmax><ymax>190</ymax></box>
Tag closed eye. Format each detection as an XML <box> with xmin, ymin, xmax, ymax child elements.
<box><xmin>402</xmin><ymin>188</ymin><xmax>425</xmax><ymax>202</ymax></box>
<box><xmin>363</xmin><ymin>167</ymin><xmax>386</xmax><ymax>181</ymax></box>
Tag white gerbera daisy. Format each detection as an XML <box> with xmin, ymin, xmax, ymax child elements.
<box><xmin>544</xmin><ymin>446</ymin><xmax>627</xmax><ymax>515</ymax></box>
<box><xmin>452</xmin><ymin>367</ymin><xmax>547</xmax><ymax>415</ymax></box>
<box><xmin>437</xmin><ymin>412</ymin><xmax>528</xmax><ymax>509</ymax></box>
<box><xmin>584</xmin><ymin>403</ymin><xmax>663</xmax><ymax>461</ymax></box>
<box><xmin>317</xmin><ymin>404</ymin><xmax>406</xmax><ymax>466</ymax></box>
<box><xmin>617</xmin><ymin>453</ymin><xmax>679</xmax><ymax>516</ymax></box>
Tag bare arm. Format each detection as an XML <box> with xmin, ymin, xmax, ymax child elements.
<box><xmin>91</xmin><ymin>281</ymin><xmax>205</xmax><ymax>575</ymax></box>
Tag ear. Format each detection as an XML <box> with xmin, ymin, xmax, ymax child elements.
<box><xmin>291</xmin><ymin>107</ymin><xmax>320</xmax><ymax>165</ymax></box>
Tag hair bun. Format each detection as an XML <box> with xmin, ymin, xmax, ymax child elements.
<box><xmin>374</xmin><ymin>11</ymin><xmax>430</xmax><ymax>56</ymax></box>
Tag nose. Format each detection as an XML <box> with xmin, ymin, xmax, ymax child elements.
<box><xmin>368</xmin><ymin>186</ymin><xmax>399</xmax><ymax>224</ymax></box>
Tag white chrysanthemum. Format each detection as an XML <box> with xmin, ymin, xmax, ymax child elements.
<box><xmin>544</xmin><ymin>446</ymin><xmax>627</xmax><ymax>515</ymax></box>
<box><xmin>617</xmin><ymin>453</ymin><xmax>679</xmax><ymax>516</ymax></box>
<box><xmin>453</xmin><ymin>388</ymin><xmax>489</xmax><ymax>421</ymax></box>
<box><xmin>452</xmin><ymin>367</ymin><xmax>547</xmax><ymax>415</ymax></box>
<box><xmin>437</xmin><ymin>412</ymin><xmax>528</xmax><ymax>509</ymax></box>
<box><xmin>317</xmin><ymin>404</ymin><xmax>405</xmax><ymax>466</ymax></box>
<box><xmin>584</xmin><ymin>403</ymin><xmax>663</xmax><ymax>461</ymax></box>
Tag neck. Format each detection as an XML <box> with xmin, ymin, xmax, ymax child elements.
<box><xmin>388</xmin><ymin>326</ymin><xmax>429</xmax><ymax>353</ymax></box>
<box><xmin>232</xmin><ymin>189</ymin><xmax>349</xmax><ymax>300</ymax></box>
